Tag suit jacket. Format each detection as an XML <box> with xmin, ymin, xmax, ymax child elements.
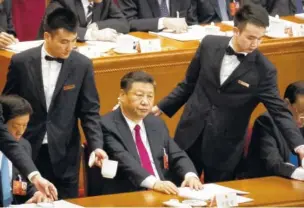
<box><xmin>244</xmin><ymin>0</ymin><xmax>298</xmax><ymax>16</ymax></box>
<box><xmin>118</xmin><ymin>0</ymin><xmax>196</xmax><ymax>32</ymax></box>
<box><xmin>2</xmin><ymin>46</ymin><xmax>103</xmax><ymax>178</ymax></box>
<box><xmin>0</xmin><ymin>138</ymin><xmax>36</xmax><ymax>206</ymax></box>
<box><xmin>158</xmin><ymin>35</ymin><xmax>304</xmax><ymax>173</ymax></box>
<box><xmin>0</xmin><ymin>105</ymin><xmax>37</xmax><ymax>178</ymax></box>
<box><xmin>192</xmin><ymin>0</ymin><xmax>232</xmax><ymax>24</ymax></box>
<box><xmin>245</xmin><ymin>113</ymin><xmax>303</xmax><ymax>179</ymax></box>
<box><xmin>0</xmin><ymin>0</ymin><xmax>16</xmax><ymax>36</ymax></box>
<box><xmin>98</xmin><ymin>108</ymin><xmax>197</xmax><ymax>194</ymax></box>
<box><xmin>37</xmin><ymin>0</ymin><xmax>129</xmax><ymax>41</ymax></box>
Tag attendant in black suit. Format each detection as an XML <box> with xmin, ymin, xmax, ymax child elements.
<box><xmin>192</xmin><ymin>0</ymin><xmax>232</xmax><ymax>24</ymax></box>
<box><xmin>3</xmin><ymin>8</ymin><xmax>107</xmax><ymax>199</ymax></box>
<box><xmin>38</xmin><ymin>0</ymin><xmax>129</xmax><ymax>42</ymax></box>
<box><xmin>101</xmin><ymin>71</ymin><xmax>202</xmax><ymax>195</ymax></box>
<box><xmin>246</xmin><ymin>81</ymin><xmax>304</xmax><ymax>179</ymax></box>
<box><xmin>153</xmin><ymin>4</ymin><xmax>304</xmax><ymax>183</ymax></box>
<box><xmin>118</xmin><ymin>0</ymin><xmax>196</xmax><ymax>32</ymax></box>
<box><xmin>244</xmin><ymin>0</ymin><xmax>303</xmax><ymax>16</ymax></box>
<box><xmin>0</xmin><ymin>0</ymin><xmax>18</xmax><ymax>48</ymax></box>
<box><xmin>0</xmin><ymin>95</ymin><xmax>52</xmax><ymax>206</ymax></box>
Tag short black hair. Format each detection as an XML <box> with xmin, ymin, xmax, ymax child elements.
<box><xmin>44</xmin><ymin>8</ymin><xmax>78</xmax><ymax>34</ymax></box>
<box><xmin>284</xmin><ymin>81</ymin><xmax>304</xmax><ymax>104</ymax></box>
<box><xmin>234</xmin><ymin>3</ymin><xmax>269</xmax><ymax>30</ymax></box>
<box><xmin>0</xmin><ymin>95</ymin><xmax>33</xmax><ymax>123</ymax></box>
<box><xmin>120</xmin><ymin>71</ymin><xmax>156</xmax><ymax>92</ymax></box>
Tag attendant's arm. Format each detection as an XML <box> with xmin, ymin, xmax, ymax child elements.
<box><xmin>2</xmin><ymin>57</ymin><xmax>20</xmax><ymax>95</ymax></box>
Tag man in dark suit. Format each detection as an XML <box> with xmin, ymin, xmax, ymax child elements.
<box><xmin>2</xmin><ymin>8</ymin><xmax>107</xmax><ymax>199</ymax></box>
<box><xmin>0</xmin><ymin>0</ymin><xmax>18</xmax><ymax>48</ymax></box>
<box><xmin>118</xmin><ymin>0</ymin><xmax>196</xmax><ymax>32</ymax></box>
<box><xmin>0</xmin><ymin>95</ymin><xmax>52</xmax><ymax>206</ymax></box>
<box><xmin>244</xmin><ymin>0</ymin><xmax>303</xmax><ymax>16</ymax></box>
<box><xmin>101</xmin><ymin>71</ymin><xmax>202</xmax><ymax>195</ymax></box>
<box><xmin>38</xmin><ymin>0</ymin><xmax>129</xmax><ymax>42</ymax></box>
<box><xmin>152</xmin><ymin>4</ymin><xmax>304</xmax><ymax>183</ymax></box>
<box><xmin>192</xmin><ymin>0</ymin><xmax>232</xmax><ymax>24</ymax></box>
<box><xmin>246</xmin><ymin>81</ymin><xmax>304</xmax><ymax>180</ymax></box>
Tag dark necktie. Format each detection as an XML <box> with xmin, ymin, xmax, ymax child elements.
<box><xmin>296</xmin><ymin>0</ymin><xmax>303</xmax><ymax>14</ymax></box>
<box><xmin>134</xmin><ymin>125</ymin><xmax>155</xmax><ymax>175</ymax></box>
<box><xmin>159</xmin><ymin>0</ymin><xmax>169</xmax><ymax>17</ymax></box>
<box><xmin>226</xmin><ymin>46</ymin><xmax>245</xmax><ymax>62</ymax></box>
<box><xmin>45</xmin><ymin>55</ymin><xmax>64</xmax><ymax>64</ymax></box>
<box><xmin>87</xmin><ymin>3</ymin><xmax>93</xmax><ymax>25</ymax></box>
<box><xmin>1</xmin><ymin>155</ymin><xmax>13</xmax><ymax>207</ymax></box>
<box><xmin>289</xmin><ymin>153</ymin><xmax>298</xmax><ymax>166</ymax></box>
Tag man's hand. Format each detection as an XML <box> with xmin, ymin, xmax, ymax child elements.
<box><xmin>25</xmin><ymin>191</ymin><xmax>52</xmax><ymax>204</ymax></box>
<box><xmin>153</xmin><ymin>180</ymin><xmax>178</xmax><ymax>195</ymax></box>
<box><xmin>31</xmin><ymin>175</ymin><xmax>58</xmax><ymax>201</ymax></box>
<box><xmin>93</xmin><ymin>148</ymin><xmax>108</xmax><ymax>167</ymax></box>
<box><xmin>151</xmin><ymin>106</ymin><xmax>162</xmax><ymax>116</ymax></box>
<box><xmin>0</xmin><ymin>32</ymin><xmax>17</xmax><ymax>48</ymax></box>
<box><xmin>163</xmin><ymin>18</ymin><xmax>188</xmax><ymax>34</ymax></box>
<box><xmin>181</xmin><ymin>176</ymin><xmax>203</xmax><ymax>191</ymax></box>
<box><xmin>92</xmin><ymin>28</ymin><xmax>118</xmax><ymax>42</ymax></box>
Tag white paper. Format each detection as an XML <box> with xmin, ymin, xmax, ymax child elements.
<box><xmin>9</xmin><ymin>200</ymin><xmax>83</xmax><ymax>208</ymax></box>
<box><xmin>101</xmin><ymin>159</ymin><xmax>118</xmax><ymax>178</ymax></box>
<box><xmin>85</xmin><ymin>41</ymin><xmax>117</xmax><ymax>52</ymax></box>
<box><xmin>178</xmin><ymin>183</ymin><xmax>249</xmax><ymax>201</ymax></box>
<box><xmin>5</xmin><ymin>40</ymin><xmax>44</xmax><ymax>53</ymax></box>
<box><xmin>295</xmin><ymin>13</ymin><xmax>304</xmax><ymax>20</ymax></box>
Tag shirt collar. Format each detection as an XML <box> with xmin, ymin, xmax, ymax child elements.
<box><xmin>121</xmin><ymin>111</ymin><xmax>144</xmax><ymax>132</ymax></box>
<box><xmin>228</xmin><ymin>38</ymin><xmax>248</xmax><ymax>56</ymax></box>
<box><xmin>41</xmin><ymin>44</ymin><xmax>54</xmax><ymax>60</ymax></box>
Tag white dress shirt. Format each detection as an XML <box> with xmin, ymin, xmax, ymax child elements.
<box><xmin>81</xmin><ymin>0</ymin><xmax>91</xmax><ymax>17</ymax></box>
<box><xmin>0</xmin><ymin>151</ymin><xmax>13</xmax><ymax>192</ymax></box>
<box><xmin>41</xmin><ymin>45</ymin><xmax>62</xmax><ymax>144</ymax></box>
<box><xmin>122</xmin><ymin>113</ymin><xmax>197</xmax><ymax>189</ymax></box>
<box><xmin>219</xmin><ymin>39</ymin><xmax>247</xmax><ymax>85</ymax></box>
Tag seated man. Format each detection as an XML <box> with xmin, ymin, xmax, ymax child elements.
<box><xmin>192</xmin><ymin>0</ymin><xmax>232</xmax><ymax>24</ymax></box>
<box><xmin>246</xmin><ymin>81</ymin><xmax>304</xmax><ymax>180</ymax></box>
<box><xmin>0</xmin><ymin>0</ymin><xmax>18</xmax><ymax>48</ymax></box>
<box><xmin>244</xmin><ymin>0</ymin><xmax>303</xmax><ymax>16</ymax></box>
<box><xmin>101</xmin><ymin>71</ymin><xmax>202</xmax><ymax>195</ymax></box>
<box><xmin>118</xmin><ymin>0</ymin><xmax>196</xmax><ymax>32</ymax></box>
<box><xmin>0</xmin><ymin>95</ymin><xmax>50</xmax><ymax>206</ymax></box>
<box><xmin>38</xmin><ymin>0</ymin><xmax>129</xmax><ymax>42</ymax></box>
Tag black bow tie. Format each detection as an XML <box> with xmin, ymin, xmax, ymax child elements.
<box><xmin>45</xmin><ymin>55</ymin><xmax>64</xmax><ymax>64</ymax></box>
<box><xmin>226</xmin><ymin>46</ymin><xmax>245</xmax><ymax>62</ymax></box>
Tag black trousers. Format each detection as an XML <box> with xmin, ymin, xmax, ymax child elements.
<box><xmin>186</xmin><ymin>135</ymin><xmax>237</xmax><ymax>183</ymax></box>
<box><xmin>35</xmin><ymin>144</ymin><xmax>79</xmax><ymax>199</ymax></box>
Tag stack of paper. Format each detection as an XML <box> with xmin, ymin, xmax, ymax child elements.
<box><xmin>9</xmin><ymin>200</ymin><xmax>83</xmax><ymax>208</ymax></box>
<box><xmin>295</xmin><ymin>13</ymin><xmax>304</xmax><ymax>20</ymax></box>
<box><xmin>178</xmin><ymin>184</ymin><xmax>253</xmax><ymax>204</ymax></box>
<box><xmin>5</xmin><ymin>40</ymin><xmax>44</xmax><ymax>53</ymax></box>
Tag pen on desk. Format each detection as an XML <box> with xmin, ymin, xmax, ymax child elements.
<box><xmin>176</xmin><ymin>11</ymin><xmax>179</xmax><ymax>18</ymax></box>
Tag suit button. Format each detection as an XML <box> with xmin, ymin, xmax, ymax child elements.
<box><xmin>217</xmin><ymin>89</ymin><xmax>221</xmax><ymax>93</ymax></box>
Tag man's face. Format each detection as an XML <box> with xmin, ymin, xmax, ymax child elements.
<box><xmin>120</xmin><ymin>82</ymin><xmax>155</xmax><ymax>121</ymax></box>
<box><xmin>234</xmin><ymin>23</ymin><xmax>266</xmax><ymax>53</ymax></box>
<box><xmin>292</xmin><ymin>94</ymin><xmax>304</xmax><ymax>127</ymax></box>
<box><xmin>44</xmin><ymin>29</ymin><xmax>77</xmax><ymax>59</ymax></box>
<box><xmin>6</xmin><ymin>114</ymin><xmax>30</xmax><ymax>141</ymax></box>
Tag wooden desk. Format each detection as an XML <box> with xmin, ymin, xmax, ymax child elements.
<box><xmin>68</xmin><ymin>176</ymin><xmax>304</xmax><ymax>207</ymax></box>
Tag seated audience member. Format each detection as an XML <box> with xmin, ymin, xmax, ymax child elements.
<box><xmin>246</xmin><ymin>81</ymin><xmax>304</xmax><ymax>180</ymax></box>
<box><xmin>192</xmin><ymin>0</ymin><xmax>232</xmax><ymax>24</ymax></box>
<box><xmin>0</xmin><ymin>0</ymin><xmax>18</xmax><ymax>48</ymax></box>
<box><xmin>101</xmin><ymin>71</ymin><xmax>202</xmax><ymax>195</ymax></box>
<box><xmin>244</xmin><ymin>0</ymin><xmax>303</xmax><ymax>16</ymax></box>
<box><xmin>38</xmin><ymin>0</ymin><xmax>129</xmax><ymax>42</ymax></box>
<box><xmin>0</xmin><ymin>95</ymin><xmax>51</xmax><ymax>206</ymax></box>
<box><xmin>118</xmin><ymin>0</ymin><xmax>196</xmax><ymax>32</ymax></box>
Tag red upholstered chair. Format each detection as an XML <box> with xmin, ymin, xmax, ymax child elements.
<box><xmin>113</xmin><ymin>0</ymin><xmax>118</xmax><ymax>6</ymax></box>
<box><xmin>12</xmin><ymin>0</ymin><xmax>45</xmax><ymax>41</ymax></box>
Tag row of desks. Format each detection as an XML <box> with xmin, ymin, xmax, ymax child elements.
<box><xmin>67</xmin><ymin>176</ymin><xmax>304</xmax><ymax>207</ymax></box>
<box><xmin>1</xmin><ymin>17</ymin><xmax>303</xmax><ymax>136</ymax></box>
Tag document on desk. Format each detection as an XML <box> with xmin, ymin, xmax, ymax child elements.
<box><xmin>5</xmin><ymin>40</ymin><xmax>44</xmax><ymax>53</ymax></box>
<box><xmin>178</xmin><ymin>183</ymin><xmax>252</xmax><ymax>203</ymax></box>
<box><xmin>9</xmin><ymin>200</ymin><xmax>84</xmax><ymax>208</ymax></box>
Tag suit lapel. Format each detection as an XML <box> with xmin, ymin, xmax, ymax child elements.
<box><xmin>144</xmin><ymin>116</ymin><xmax>165</xmax><ymax>180</ymax></box>
<box><xmin>211</xmin><ymin>47</ymin><xmax>227</xmax><ymax>87</ymax></box>
<box><xmin>210</xmin><ymin>0</ymin><xmax>222</xmax><ymax>20</ymax></box>
<box><xmin>92</xmin><ymin>1</ymin><xmax>103</xmax><ymax>23</ymax></box>
<box><xmin>147</xmin><ymin>0</ymin><xmax>161</xmax><ymax>17</ymax></box>
<box><xmin>114</xmin><ymin>109</ymin><xmax>141</xmax><ymax>162</ymax></box>
<box><xmin>48</xmin><ymin>57</ymin><xmax>73</xmax><ymax>111</ymax></box>
<box><xmin>220</xmin><ymin>51</ymin><xmax>256</xmax><ymax>89</ymax></box>
<box><xmin>75</xmin><ymin>0</ymin><xmax>87</xmax><ymax>27</ymax></box>
<box><xmin>29</xmin><ymin>47</ymin><xmax>47</xmax><ymax>111</ymax></box>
